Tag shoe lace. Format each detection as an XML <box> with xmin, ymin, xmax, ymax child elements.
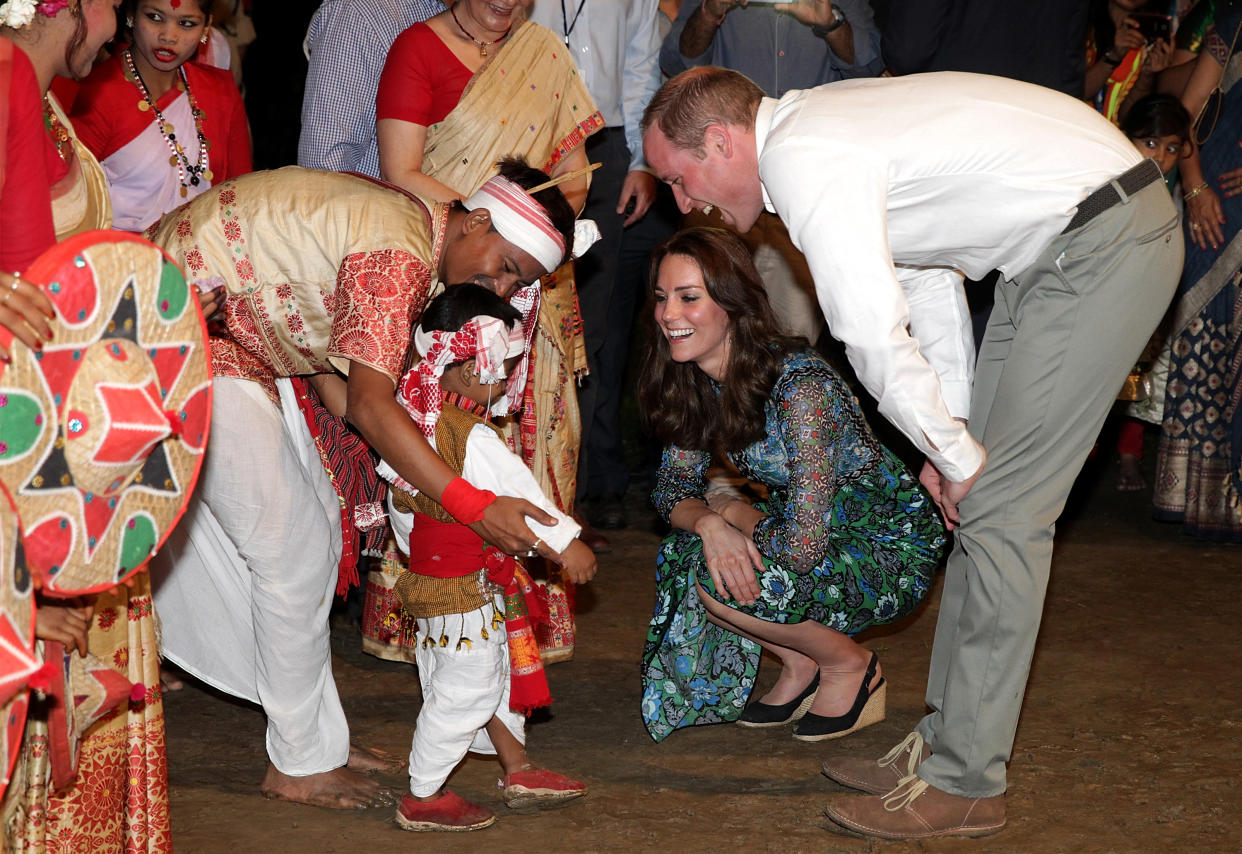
<box><xmin>882</xmin><ymin>774</ymin><xmax>929</xmax><ymax>812</ymax></box>
<box><xmin>877</xmin><ymin>731</ymin><xmax>925</xmax><ymax>779</ymax></box>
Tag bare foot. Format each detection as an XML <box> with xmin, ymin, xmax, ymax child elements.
<box><xmin>809</xmin><ymin>652</ymin><xmax>882</xmax><ymax>718</ymax></box>
<box><xmin>260</xmin><ymin>764</ymin><xmax>395</xmax><ymax>810</ymax></box>
<box><xmin>348</xmin><ymin>743</ymin><xmax>406</xmax><ymax>775</ymax></box>
<box><xmin>159</xmin><ymin>665</ymin><xmax>184</xmax><ymax>692</ymax></box>
<box><xmin>1116</xmin><ymin>454</ymin><xmax>1146</xmax><ymax>492</ymax></box>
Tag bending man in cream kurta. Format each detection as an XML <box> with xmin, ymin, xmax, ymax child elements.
<box><xmin>147</xmin><ymin>163</ymin><xmax>578</xmax><ymax>809</ymax></box>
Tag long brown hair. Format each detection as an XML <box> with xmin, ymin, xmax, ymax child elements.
<box><xmin>638</xmin><ymin>227</ymin><xmax>804</xmax><ymax>453</ymax></box>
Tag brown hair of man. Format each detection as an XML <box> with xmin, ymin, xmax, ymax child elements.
<box><xmin>640</xmin><ymin>66</ymin><xmax>764</xmax><ymax>156</ymax></box>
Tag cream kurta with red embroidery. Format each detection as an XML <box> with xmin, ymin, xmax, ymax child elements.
<box><xmin>149</xmin><ymin>166</ymin><xmax>446</xmax><ymax>395</ymax></box>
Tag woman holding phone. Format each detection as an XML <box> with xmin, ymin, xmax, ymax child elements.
<box><xmin>1085</xmin><ymin>0</ymin><xmax>1175</xmax><ymax>124</ymax></box>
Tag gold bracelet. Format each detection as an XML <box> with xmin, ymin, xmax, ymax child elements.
<box><xmin>1184</xmin><ymin>181</ymin><xmax>1209</xmax><ymax>201</ymax></box>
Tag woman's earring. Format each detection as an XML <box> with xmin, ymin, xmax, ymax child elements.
<box><xmin>125</xmin><ymin>15</ymin><xmax>132</xmax><ymax>26</ymax></box>
<box><xmin>200</xmin><ymin>31</ymin><xmax>208</xmax><ymax>43</ymax></box>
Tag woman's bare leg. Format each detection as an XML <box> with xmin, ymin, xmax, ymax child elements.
<box><xmin>697</xmin><ymin>585</ymin><xmax>880</xmax><ymax>717</ymax></box>
<box><xmin>708</xmin><ymin>610</ymin><xmax>819</xmax><ymax>705</ymax></box>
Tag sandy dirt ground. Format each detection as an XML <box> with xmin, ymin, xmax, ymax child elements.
<box><xmin>162</xmin><ymin>452</ymin><xmax>1241</xmax><ymax>854</ymax></box>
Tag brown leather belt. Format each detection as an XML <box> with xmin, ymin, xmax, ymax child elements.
<box><xmin>1061</xmin><ymin>158</ymin><xmax>1164</xmax><ymax>234</ymax></box>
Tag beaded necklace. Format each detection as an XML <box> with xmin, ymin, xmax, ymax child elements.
<box><xmin>42</xmin><ymin>96</ymin><xmax>72</xmax><ymax>162</ymax></box>
<box><xmin>123</xmin><ymin>49</ymin><xmax>213</xmax><ymax>198</ymax></box>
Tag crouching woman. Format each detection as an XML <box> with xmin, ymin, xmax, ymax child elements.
<box><xmin>638</xmin><ymin>227</ymin><xmax>945</xmax><ymax>743</ymax></box>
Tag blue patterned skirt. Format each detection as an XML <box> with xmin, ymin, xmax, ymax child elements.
<box><xmin>640</xmin><ymin>491</ymin><xmax>943</xmax><ymax>742</ymax></box>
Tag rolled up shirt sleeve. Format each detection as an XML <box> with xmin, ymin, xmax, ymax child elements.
<box><xmin>831</xmin><ymin>0</ymin><xmax>885</xmax><ymax>78</ymax></box>
<box><xmin>659</xmin><ymin>0</ymin><xmax>704</xmax><ymax>76</ymax></box>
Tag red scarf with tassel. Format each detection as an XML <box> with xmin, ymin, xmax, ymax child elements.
<box><xmin>290</xmin><ymin>377</ymin><xmax>388</xmax><ymax>597</ymax></box>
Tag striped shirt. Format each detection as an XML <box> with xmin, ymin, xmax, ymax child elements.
<box><xmin>298</xmin><ymin>0</ymin><xmax>445</xmax><ymax>177</ymax></box>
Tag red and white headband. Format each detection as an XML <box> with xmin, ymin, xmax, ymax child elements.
<box><xmin>464</xmin><ymin>176</ymin><xmax>565</xmax><ymax>274</ymax></box>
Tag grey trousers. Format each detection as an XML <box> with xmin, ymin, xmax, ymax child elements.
<box><xmin>915</xmin><ymin>177</ymin><xmax>1183</xmax><ymax>797</ymax></box>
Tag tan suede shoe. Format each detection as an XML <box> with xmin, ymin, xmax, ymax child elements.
<box><xmin>821</xmin><ymin>731</ymin><xmax>929</xmax><ymax>794</ymax></box>
<box><xmin>824</xmin><ymin>776</ymin><xmax>1005</xmax><ymax>840</ymax></box>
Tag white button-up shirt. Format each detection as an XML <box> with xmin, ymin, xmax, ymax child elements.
<box><xmin>526</xmin><ymin>0</ymin><xmax>662</xmax><ymax>171</ymax></box>
<box><xmin>756</xmin><ymin>72</ymin><xmax>1141</xmax><ymax>481</ymax></box>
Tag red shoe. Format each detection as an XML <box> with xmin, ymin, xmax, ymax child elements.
<box><xmin>499</xmin><ymin>767</ymin><xmax>586</xmax><ymax>810</ymax></box>
<box><xmin>395</xmin><ymin>790</ymin><xmax>495</xmax><ymax>832</ymax></box>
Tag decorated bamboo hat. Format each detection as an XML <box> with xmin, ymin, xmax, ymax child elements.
<box><xmin>0</xmin><ymin>231</ymin><xmax>211</xmax><ymax>596</ymax></box>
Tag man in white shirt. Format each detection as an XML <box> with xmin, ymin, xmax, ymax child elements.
<box><xmin>642</xmin><ymin>66</ymin><xmax>1183</xmax><ymax>839</ymax></box>
<box><xmin>661</xmin><ymin>0</ymin><xmax>886</xmax><ymax>347</ymax></box>
<box><xmin>525</xmin><ymin>0</ymin><xmax>669</xmax><ymax>537</ymax></box>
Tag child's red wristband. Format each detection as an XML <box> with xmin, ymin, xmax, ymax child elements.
<box><xmin>440</xmin><ymin>477</ymin><xmax>497</xmax><ymax>524</ymax></box>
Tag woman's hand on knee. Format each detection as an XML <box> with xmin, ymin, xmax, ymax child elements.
<box><xmin>696</xmin><ymin>513</ymin><xmax>763</xmax><ymax>605</ymax></box>
<box><xmin>707</xmin><ymin>494</ymin><xmax>765</xmax><ymax>537</ymax></box>
<box><xmin>1186</xmin><ymin>187</ymin><xmax>1224</xmax><ymax>250</ymax></box>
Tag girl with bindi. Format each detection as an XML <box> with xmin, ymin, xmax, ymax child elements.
<box><xmin>70</xmin><ymin>0</ymin><xmax>251</xmax><ymax>233</ymax></box>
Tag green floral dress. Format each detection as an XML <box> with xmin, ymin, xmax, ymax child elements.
<box><xmin>641</xmin><ymin>350</ymin><xmax>945</xmax><ymax>741</ymax></box>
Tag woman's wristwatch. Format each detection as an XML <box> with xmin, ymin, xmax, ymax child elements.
<box><xmin>812</xmin><ymin>5</ymin><xmax>847</xmax><ymax>37</ymax></box>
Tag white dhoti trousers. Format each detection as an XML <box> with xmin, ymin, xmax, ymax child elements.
<box><xmin>408</xmin><ymin>599</ymin><xmax>525</xmax><ymax>797</ymax></box>
<box><xmin>150</xmin><ymin>376</ymin><xmax>349</xmax><ymax>776</ymax></box>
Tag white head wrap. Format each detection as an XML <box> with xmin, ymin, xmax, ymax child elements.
<box><xmin>463</xmin><ymin>175</ymin><xmax>565</xmax><ymax>273</ymax></box>
<box><xmin>377</xmin><ymin>313</ymin><xmax>527</xmax><ymax>494</ymax></box>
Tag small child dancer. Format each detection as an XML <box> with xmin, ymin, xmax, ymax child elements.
<box><xmin>380</xmin><ymin>283</ymin><xmax>597</xmax><ymax>832</ymax></box>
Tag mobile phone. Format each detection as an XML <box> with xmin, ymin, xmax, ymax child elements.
<box><xmin>1131</xmin><ymin>12</ymin><xmax>1173</xmax><ymax>42</ymax></box>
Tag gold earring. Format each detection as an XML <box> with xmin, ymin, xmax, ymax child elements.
<box><xmin>200</xmin><ymin>31</ymin><xmax>208</xmax><ymax>43</ymax></box>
